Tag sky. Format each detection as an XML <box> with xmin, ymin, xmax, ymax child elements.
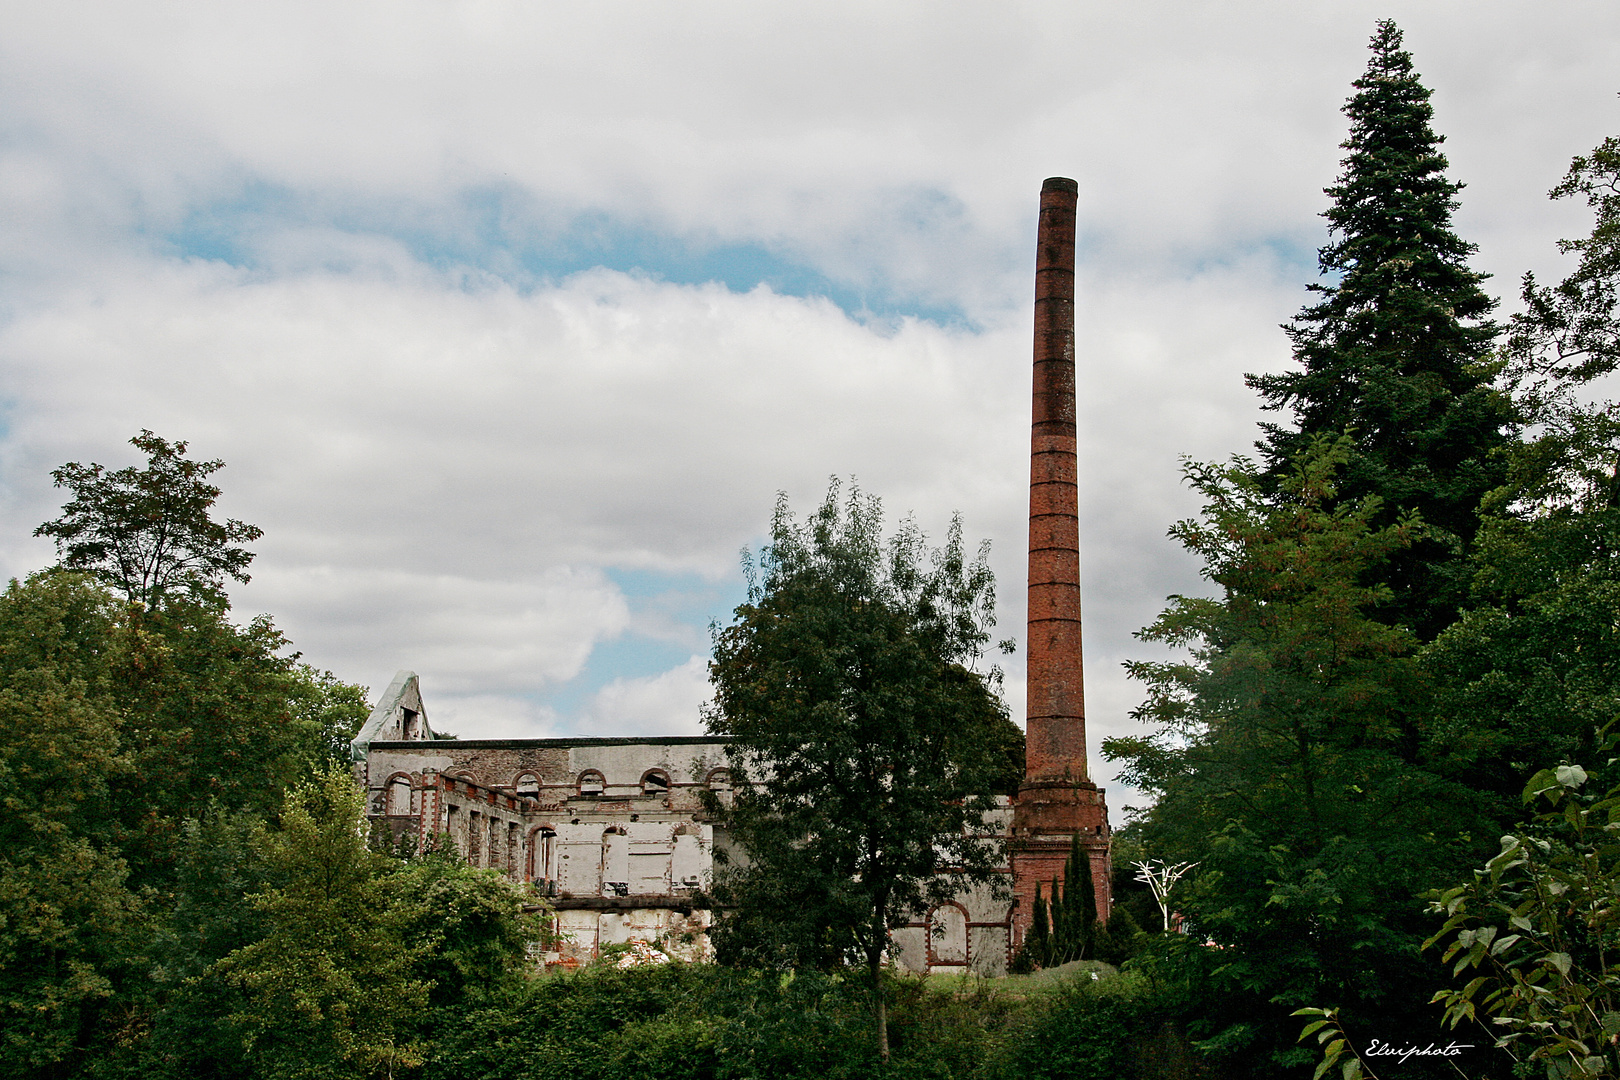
<box><xmin>2</xmin><ymin>2</ymin><xmax>1617</xmax><ymax>816</ymax></box>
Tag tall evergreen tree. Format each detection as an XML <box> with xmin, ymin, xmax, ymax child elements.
<box><xmin>1248</xmin><ymin>20</ymin><xmax>1509</xmax><ymax>640</ymax></box>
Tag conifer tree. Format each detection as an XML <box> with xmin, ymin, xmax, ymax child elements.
<box><xmin>1028</xmin><ymin>882</ymin><xmax>1051</xmax><ymax>967</ymax></box>
<box><xmin>1248</xmin><ymin>20</ymin><xmax>1509</xmax><ymax>639</ymax></box>
<box><xmin>1047</xmin><ymin>834</ymin><xmax>1097</xmax><ymax>963</ymax></box>
<box><xmin>1047</xmin><ymin>873</ymin><xmax>1068</xmax><ymax>964</ymax></box>
<box><xmin>1070</xmin><ymin>834</ymin><xmax>1099</xmax><ymax>962</ymax></box>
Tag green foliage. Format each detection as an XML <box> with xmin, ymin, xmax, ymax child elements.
<box><xmin>134</xmin><ymin>808</ymin><xmax>268</xmax><ymax>1078</ymax></box>
<box><xmin>1092</xmin><ymin>903</ymin><xmax>1144</xmax><ymax>968</ymax></box>
<box><xmin>1104</xmin><ymin>439</ymin><xmax>1494</xmax><ymax>1075</ymax></box>
<box><xmin>1425</xmin><ymin>130</ymin><xmax>1620</xmax><ymax>811</ymax></box>
<box><xmin>1506</xmin><ymin>135</ymin><xmax>1620</xmax><ymax>393</ymax></box>
<box><xmin>110</xmin><ymin>602</ymin><xmax>371</xmax><ymax>886</ymax></box>
<box><xmin>1290</xmin><ymin>1008</ymin><xmax>1366</xmax><ymax>1080</ymax></box>
<box><xmin>1016</xmin><ymin>883</ymin><xmax>1051</xmax><ymax>972</ymax></box>
<box><xmin>704</xmin><ymin>480</ymin><xmax>1018</xmax><ymax>1053</ymax></box>
<box><xmin>35</xmin><ymin>431</ymin><xmax>264</xmax><ymax>610</ymax></box>
<box><xmin>1052</xmin><ymin>833</ymin><xmax>1098</xmax><ymax>964</ymax></box>
<box><xmin>1020</xmin><ymin>835</ymin><xmax>1103</xmax><ymax>969</ymax></box>
<box><xmin>429</xmin><ymin>961</ymin><xmax>1188</xmax><ymax>1080</ymax></box>
<box><xmin>0</xmin><ymin>574</ymin><xmax>139</xmax><ymax>1080</ymax></box>
<box><xmin>216</xmin><ymin>765</ymin><xmax>432</xmax><ymax>1078</ymax></box>
<box><xmin>982</xmin><ymin>970</ymin><xmax>1183</xmax><ymax>1080</ymax></box>
<box><xmin>1423</xmin><ymin>737</ymin><xmax>1620</xmax><ymax>1079</ymax></box>
<box><xmin>428</xmin><ymin>964</ymin><xmax>876</xmax><ymax>1079</ymax></box>
<box><xmin>389</xmin><ymin>845</ymin><xmax>548</xmax><ymax>1007</ymax></box>
<box><xmin>1247</xmin><ymin>21</ymin><xmax>1509</xmax><ymax>639</ymax></box>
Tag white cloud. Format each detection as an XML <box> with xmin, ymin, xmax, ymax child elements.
<box><xmin>584</xmin><ymin>655</ymin><xmax>714</xmax><ymax>738</ymax></box>
<box><xmin>427</xmin><ymin>693</ymin><xmax>563</xmax><ymax>742</ymax></box>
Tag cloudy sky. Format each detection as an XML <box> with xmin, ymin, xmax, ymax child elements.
<box><xmin>2</xmin><ymin>2</ymin><xmax>1616</xmax><ymax>813</ymax></box>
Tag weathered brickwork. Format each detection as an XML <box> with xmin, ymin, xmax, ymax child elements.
<box><xmin>1011</xmin><ymin>177</ymin><xmax>1113</xmax><ymax>946</ymax></box>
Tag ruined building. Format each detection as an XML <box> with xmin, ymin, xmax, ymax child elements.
<box><xmin>351</xmin><ymin>177</ymin><xmax>1111</xmax><ymax>972</ymax></box>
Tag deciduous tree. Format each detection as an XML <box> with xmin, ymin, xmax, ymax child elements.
<box><xmin>35</xmin><ymin>430</ymin><xmax>263</xmax><ymax>610</ymax></box>
<box><xmin>0</xmin><ymin>574</ymin><xmax>139</xmax><ymax>1080</ymax></box>
<box><xmin>217</xmin><ymin>765</ymin><xmax>431</xmax><ymax>1079</ymax></box>
<box><xmin>1425</xmin><ymin>130</ymin><xmax>1620</xmax><ymax>805</ymax></box>
<box><xmin>704</xmin><ymin>480</ymin><xmax>1018</xmax><ymax>1060</ymax></box>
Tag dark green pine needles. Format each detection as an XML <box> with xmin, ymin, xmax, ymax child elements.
<box><xmin>1248</xmin><ymin>20</ymin><xmax>1510</xmax><ymax>640</ymax></box>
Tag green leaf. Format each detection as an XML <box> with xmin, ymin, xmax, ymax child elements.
<box><xmin>1314</xmin><ymin>1041</ymin><xmax>1345</xmax><ymax>1080</ymax></box>
<box><xmin>1526</xmin><ymin>769</ymin><xmax>1562</xmax><ymax>803</ymax></box>
<box><xmin>1557</xmin><ymin>765</ymin><xmax>1589</xmax><ymax>789</ymax></box>
<box><xmin>1547</xmin><ymin>951</ymin><xmax>1573</xmax><ymax>977</ymax></box>
<box><xmin>1299</xmin><ymin>1020</ymin><xmax>1330</xmax><ymax>1040</ymax></box>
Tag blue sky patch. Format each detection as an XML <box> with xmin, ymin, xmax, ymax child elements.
<box><xmin>157</xmin><ymin>180</ymin><xmax>970</xmax><ymax>325</ymax></box>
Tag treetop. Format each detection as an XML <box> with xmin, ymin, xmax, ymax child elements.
<box><xmin>35</xmin><ymin>430</ymin><xmax>263</xmax><ymax>610</ymax></box>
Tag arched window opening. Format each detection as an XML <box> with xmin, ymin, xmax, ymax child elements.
<box><xmin>641</xmin><ymin>769</ymin><xmax>671</xmax><ymax>797</ymax></box>
<box><xmin>706</xmin><ymin>769</ymin><xmax>732</xmax><ymax>792</ymax></box>
<box><xmin>577</xmin><ymin>770</ymin><xmax>605</xmax><ymax>797</ymax></box>
<box><xmin>515</xmin><ymin>773</ymin><xmax>540</xmax><ymax>798</ymax></box>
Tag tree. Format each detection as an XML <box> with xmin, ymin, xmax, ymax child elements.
<box><xmin>1104</xmin><ymin>439</ymin><xmax>1494</xmax><ymax>1076</ymax></box>
<box><xmin>1423</xmin><ymin>131</ymin><xmax>1620</xmax><ymax>810</ymax></box>
<box><xmin>704</xmin><ymin>480</ymin><xmax>1019</xmax><ymax>1060</ymax></box>
<box><xmin>106</xmin><ymin>600</ymin><xmax>371</xmax><ymax>888</ymax></box>
<box><xmin>36</xmin><ymin>430</ymin><xmax>263</xmax><ymax>609</ymax></box>
<box><xmin>1247</xmin><ymin>21</ymin><xmax>1510</xmax><ymax>640</ymax></box>
<box><xmin>1505</xmin><ymin>135</ymin><xmax>1620</xmax><ymax>395</ymax></box>
<box><xmin>0</xmin><ymin>574</ymin><xmax>140</xmax><ymax>1080</ymax></box>
<box><xmin>216</xmin><ymin>765</ymin><xmax>431</xmax><ymax>1079</ymax></box>
<box><xmin>1054</xmin><ymin>832</ymin><xmax>1098</xmax><ymax>964</ymax></box>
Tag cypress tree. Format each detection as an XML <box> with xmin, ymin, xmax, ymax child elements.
<box><xmin>1028</xmin><ymin>881</ymin><xmax>1051</xmax><ymax>967</ymax></box>
<box><xmin>1248</xmin><ymin>20</ymin><xmax>1509</xmax><ymax>640</ymax></box>
<box><xmin>1043</xmin><ymin>835</ymin><xmax>1098</xmax><ymax>964</ymax></box>
<box><xmin>1047</xmin><ymin>874</ymin><xmax>1068</xmax><ymax>964</ymax></box>
<box><xmin>1071</xmin><ymin>833</ymin><xmax>1098</xmax><ymax>961</ymax></box>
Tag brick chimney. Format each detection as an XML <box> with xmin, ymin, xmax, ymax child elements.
<box><xmin>1011</xmin><ymin>178</ymin><xmax>1111</xmax><ymax>944</ymax></box>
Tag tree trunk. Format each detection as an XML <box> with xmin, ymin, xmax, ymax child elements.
<box><xmin>872</xmin><ymin>956</ymin><xmax>889</xmax><ymax>1063</ymax></box>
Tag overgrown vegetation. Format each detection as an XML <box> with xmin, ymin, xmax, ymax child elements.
<box><xmin>428</xmin><ymin>960</ymin><xmax>1195</xmax><ymax>1080</ymax></box>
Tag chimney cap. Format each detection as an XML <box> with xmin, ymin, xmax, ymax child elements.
<box><xmin>1041</xmin><ymin>177</ymin><xmax>1079</xmax><ymax>195</ymax></box>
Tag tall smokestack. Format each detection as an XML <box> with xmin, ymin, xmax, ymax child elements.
<box><xmin>1010</xmin><ymin>177</ymin><xmax>1110</xmax><ymax>947</ymax></box>
<box><xmin>1026</xmin><ymin>176</ymin><xmax>1085</xmax><ymax>783</ymax></box>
